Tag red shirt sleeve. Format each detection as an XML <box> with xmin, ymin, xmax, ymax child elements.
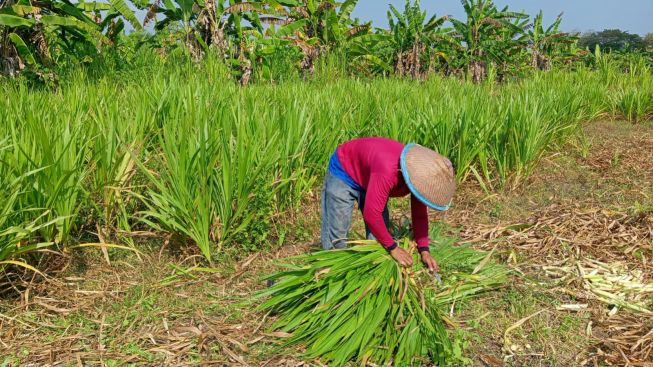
<box><xmin>362</xmin><ymin>173</ymin><xmax>396</xmax><ymax>249</ymax></box>
<box><xmin>411</xmin><ymin>195</ymin><xmax>430</xmax><ymax>250</ymax></box>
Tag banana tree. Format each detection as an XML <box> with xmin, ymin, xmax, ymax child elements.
<box><xmin>0</xmin><ymin>0</ymin><xmax>142</xmax><ymax>76</ymax></box>
<box><xmin>261</xmin><ymin>0</ymin><xmax>367</xmax><ymax>73</ymax></box>
<box><xmin>79</xmin><ymin>0</ymin><xmax>144</xmax><ymax>42</ymax></box>
<box><xmin>348</xmin><ymin>0</ymin><xmax>451</xmax><ymax>78</ymax></box>
<box><xmin>450</xmin><ymin>0</ymin><xmax>527</xmax><ymax>82</ymax></box>
<box><xmin>489</xmin><ymin>14</ymin><xmax>530</xmax><ymax>80</ymax></box>
<box><xmin>1</xmin><ymin>0</ymin><xmax>99</xmax><ymax>76</ymax></box>
<box><xmin>279</xmin><ymin>0</ymin><xmax>363</xmax><ymax>46</ymax></box>
<box><xmin>526</xmin><ymin>11</ymin><xmax>577</xmax><ymax>70</ymax></box>
<box><xmin>386</xmin><ymin>0</ymin><xmax>450</xmax><ymax>78</ymax></box>
<box><xmin>151</xmin><ymin>0</ymin><xmax>205</xmax><ymax>58</ymax></box>
<box><xmin>228</xmin><ymin>18</ymin><xmax>304</xmax><ymax>84</ymax></box>
<box><xmin>150</xmin><ymin>0</ymin><xmax>267</xmax><ymax>59</ymax></box>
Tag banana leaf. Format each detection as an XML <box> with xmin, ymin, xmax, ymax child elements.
<box><xmin>0</xmin><ymin>14</ymin><xmax>35</xmax><ymax>27</ymax></box>
<box><xmin>8</xmin><ymin>33</ymin><xmax>35</xmax><ymax>66</ymax></box>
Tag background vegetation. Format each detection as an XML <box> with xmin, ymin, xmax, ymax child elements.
<box><xmin>1</xmin><ymin>0</ymin><xmax>651</xmax><ymax>84</ymax></box>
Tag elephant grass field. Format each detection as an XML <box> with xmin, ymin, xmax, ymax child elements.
<box><xmin>0</xmin><ymin>54</ymin><xmax>653</xmax><ymax>365</ymax></box>
<box><xmin>1</xmin><ymin>58</ymin><xmax>650</xmax><ymax>263</ymax></box>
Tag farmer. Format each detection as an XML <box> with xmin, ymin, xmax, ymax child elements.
<box><xmin>321</xmin><ymin>137</ymin><xmax>456</xmax><ymax>270</ymax></box>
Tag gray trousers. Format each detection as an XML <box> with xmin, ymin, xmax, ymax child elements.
<box><xmin>320</xmin><ymin>170</ymin><xmax>390</xmax><ymax>250</ymax></box>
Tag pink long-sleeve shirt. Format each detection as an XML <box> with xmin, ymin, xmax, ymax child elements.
<box><xmin>336</xmin><ymin>137</ymin><xmax>429</xmax><ymax>250</ymax></box>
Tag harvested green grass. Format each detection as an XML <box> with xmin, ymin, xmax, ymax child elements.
<box><xmin>257</xmin><ymin>238</ymin><xmax>508</xmax><ymax>366</ymax></box>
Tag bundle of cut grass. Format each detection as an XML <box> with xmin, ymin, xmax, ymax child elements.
<box><xmin>257</xmin><ymin>237</ymin><xmax>508</xmax><ymax>366</ymax></box>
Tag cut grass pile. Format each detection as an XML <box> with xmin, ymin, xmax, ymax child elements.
<box><xmin>257</xmin><ymin>237</ymin><xmax>508</xmax><ymax>366</ymax></box>
<box><xmin>544</xmin><ymin>258</ymin><xmax>653</xmax><ymax>314</ymax></box>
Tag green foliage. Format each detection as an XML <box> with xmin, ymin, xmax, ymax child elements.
<box><xmin>282</xmin><ymin>0</ymin><xmax>365</xmax><ymax>47</ymax></box>
<box><xmin>645</xmin><ymin>33</ymin><xmax>653</xmax><ymax>50</ymax></box>
<box><xmin>0</xmin><ymin>14</ymin><xmax>35</xmax><ymax>28</ymax></box>
<box><xmin>8</xmin><ymin>33</ymin><xmax>35</xmax><ymax>66</ymax></box>
<box><xmin>7</xmin><ymin>0</ymin><xmax>642</xmax><ymax>83</ymax></box>
<box><xmin>0</xmin><ymin>162</ymin><xmax>61</xmax><ymax>263</ymax></box>
<box><xmin>1</xmin><ymin>114</ymin><xmax>89</xmax><ymax>244</ymax></box>
<box><xmin>526</xmin><ymin>11</ymin><xmax>578</xmax><ymax>70</ymax></box>
<box><xmin>257</xmin><ymin>242</ymin><xmax>450</xmax><ymax>366</ymax></box>
<box><xmin>229</xmin><ymin>182</ymin><xmax>275</xmax><ymax>250</ymax></box>
<box><xmin>109</xmin><ymin>0</ymin><xmax>143</xmax><ymax>32</ymax></box>
<box><xmin>0</xmin><ymin>0</ymin><xmax>151</xmax><ymax>79</ymax></box>
<box><xmin>257</xmin><ymin>237</ymin><xmax>508</xmax><ymax>366</ymax></box>
<box><xmin>0</xmin><ymin>53</ymin><xmax>649</xmax><ymax>267</ymax></box>
<box><xmin>611</xmin><ymin>87</ymin><xmax>653</xmax><ymax>123</ymax></box>
<box><xmin>579</xmin><ymin>29</ymin><xmax>645</xmax><ymax>52</ymax></box>
<box><xmin>449</xmin><ymin>0</ymin><xmax>528</xmax><ymax>81</ymax></box>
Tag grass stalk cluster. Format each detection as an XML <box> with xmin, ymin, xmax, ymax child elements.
<box><xmin>0</xmin><ymin>62</ymin><xmax>651</xmax><ymax>264</ymax></box>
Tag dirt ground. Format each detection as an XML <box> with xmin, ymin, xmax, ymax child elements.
<box><xmin>0</xmin><ymin>120</ymin><xmax>652</xmax><ymax>367</ymax></box>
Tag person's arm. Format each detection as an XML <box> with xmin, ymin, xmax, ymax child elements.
<box><xmin>411</xmin><ymin>195</ymin><xmax>439</xmax><ymax>271</ymax></box>
<box><xmin>411</xmin><ymin>195</ymin><xmax>430</xmax><ymax>252</ymax></box>
<box><xmin>363</xmin><ymin>174</ymin><xmax>414</xmax><ymax>267</ymax></box>
<box><xmin>362</xmin><ymin>173</ymin><xmax>396</xmax><ymax>250</ymax></box>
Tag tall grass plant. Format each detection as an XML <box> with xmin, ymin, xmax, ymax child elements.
<box><xmin>0</xmin><ymin>59</ymin><xmax>650</xmax><ymax>262</ymax></box>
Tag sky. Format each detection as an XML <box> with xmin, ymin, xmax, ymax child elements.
<box><xmin>351</xmin><ymin>0</ymin><xmax>653</xmax><ymax>36</ymax></box>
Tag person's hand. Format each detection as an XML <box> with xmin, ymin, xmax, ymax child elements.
<box><xmin>420</xmin><ymin>251</ymin><xmax>439</xmax><ymax>272</ymax></box>
<box><xmin>390</xmin><ymin>247</ymin><xmax>413</xmax><ymax>267</ymax></box>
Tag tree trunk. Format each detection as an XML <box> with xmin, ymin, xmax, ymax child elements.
<box><xmin>410</xmin><ymin>43</ymin><xmax>424</xmax><ymax>79</ymax></box>
<box><xmin>395</xmin><ymin>52</ymin><xmax>405</xmax><ymax>77</ymax></box>
<box><xmin>395</xmin><ymin>43</ymin><xmax>426</xmax><ymax>79</ymax></box>
<box><xmin>409</xmin><ymin>44</ymin><xmax>418</xmax><ymax>78</ymax></box>
<box><xmin>240</xmin><ymin>58</ymin><xmax>252</xmax><ymax>86</ymax></box>
<box><xmin>0</xmin><ymin>0</ymin><xmax>21</xmax><ymax>76</ymax></box>
<box><xmin>32</xmin><ymin>26</ymin><xmax>51</xmax><ymax>67</ymax></box>
<box><xmin>195</xmin><ymin>0</ymin><xmax>228</xmax><ymax>56</ymax></box>
<box><xmin>299</xmin><ymin>46</ymin><xmax>319</xmax><ymax>75</ymax></box>
<box><xmin>537</xmin><ymin>54</ymin><xmax>551</xmax><ymax>71</ymax></box>
<box><xmin>0</xmin><ymin>46</ymin><xmax>22</xmax><ymax>76</ymax></box>
<box><xmin>1</xmin><ymin>31</ymin><xmax>22</xmax><ymax>76</ymax></box>
<box><xmin>470</xmin><ymin>60</ymin><xmax>486</xmax><ymax>83</ymax></box>
<box><xmin>531</xmin><ymin>50</ymin><xmax>539</xmax><ymax>68</ymax></box>
<box><xmin>185</xmin><ymin>29</ymin><xmax>203</xmax><ymax>61</ymax></box>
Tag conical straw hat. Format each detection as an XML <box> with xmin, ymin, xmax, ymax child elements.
<box><xmin>400</xmin><ymin>143</ymin><xmax>456</xmax><ymax>211</ymax></box>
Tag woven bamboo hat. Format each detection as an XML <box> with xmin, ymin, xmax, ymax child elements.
<box><xmin>400</xmin><ymin>143</ymin><xmax>456</xmax><ymax>211</ymax></box>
